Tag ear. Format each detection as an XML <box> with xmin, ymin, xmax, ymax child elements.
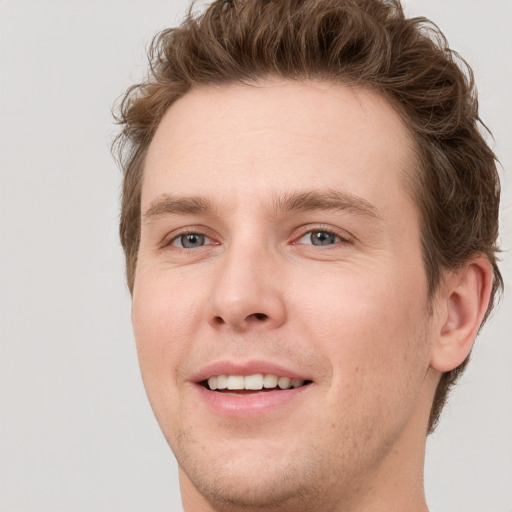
<box><xmin>430</xmin><ymin>256</ymin><xmax>494</xmax><ymax>373</ymax></box>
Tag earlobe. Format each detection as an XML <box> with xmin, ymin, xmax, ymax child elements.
<box><xmin>430</xmin><ymin>256</ymin><xmax>493</xmax><ymax>373</ymax></box>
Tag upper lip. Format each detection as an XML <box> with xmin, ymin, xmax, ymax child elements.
<box><xmin>190</xmin><ymin>360</ymin><xmax>313</xmax><ymax>383</ymax></box>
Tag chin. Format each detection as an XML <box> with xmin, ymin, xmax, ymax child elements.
<box><xmin>174</xmin><ymin>434</ymin><xmax>331</xmax><ymax>511</ymax></box>
<box><xmin>183</xmin><ymin>463</ymin><xmax>321</xmax><ymax>511</ymax></box>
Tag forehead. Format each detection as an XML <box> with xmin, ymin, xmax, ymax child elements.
<box><xmin>142</xmin><ymin>80</ymin><xmax>417</xmax><ymax>217</ymax></box>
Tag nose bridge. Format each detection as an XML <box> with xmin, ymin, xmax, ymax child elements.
<box><xmin>209</xmin><ymin>236</ymin><xmax>286</xmax><ymax>331</ymax></box>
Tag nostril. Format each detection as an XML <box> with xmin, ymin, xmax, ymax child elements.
<box><xmin>211</xmin><ymin>312</ymin><xmax>271</xmax><ymax>328</ymax></box>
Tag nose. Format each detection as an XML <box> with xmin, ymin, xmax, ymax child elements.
<box><xmin>208</xmin><ymin>243</ymin><xmax>287</xmax><ymax>332</ymax></box>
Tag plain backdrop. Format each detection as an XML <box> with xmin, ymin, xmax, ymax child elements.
<box><xmin>0</xmin><ymin>1</ymin><xmax>510</xmax><ymax>511</ymax></box>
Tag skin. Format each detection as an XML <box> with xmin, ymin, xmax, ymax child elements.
<box><xmin>131</xmin><ymin>80</ymin><xmax>491</xmax><ymax>512</ymax></box>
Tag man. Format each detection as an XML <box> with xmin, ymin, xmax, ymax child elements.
<box><xmin>113</xmin><ymin>1</ymin><xmax>502</xmax><ymax>510</ymax></box>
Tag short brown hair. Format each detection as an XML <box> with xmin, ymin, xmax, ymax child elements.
<box><xmin>113</xmin><ymin>0</ymin><xmax>502</xmax><ymax>433</ymax></box>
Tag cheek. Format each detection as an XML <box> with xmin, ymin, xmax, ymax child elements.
<box><xmin>131</xmin><ymin>271</ymin><xmax>203</xmax><ymax>393</ymax></box>
<box><xmin>131</xmin><ymin>269</ymin><xmax>211</xmax><ymax>444</ymax></box>
<box><xmin>292</xmin><ymin>269</ymin><xmax>432</xmax><ymax>444</ymax></box>
<box><xmin>294</xmin><ymin>267</ymin><xmax>430</xmax><ymax>386</ymax></box>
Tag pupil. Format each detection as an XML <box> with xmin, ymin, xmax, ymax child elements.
<box><xmin>182</xmin><ymin>233</ymin><xmax>205</xmax><ymax>248</ymax></box>
<box><xmin>312</xmin><ymin>231</ymin><xmax>335</xmax><ymax>246</ymax></box>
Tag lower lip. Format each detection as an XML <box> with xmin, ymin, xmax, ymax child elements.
<box><xmin>194</xmin><ymin>384</ymin><xmax>312</xmax><ymax>418</ymax></box>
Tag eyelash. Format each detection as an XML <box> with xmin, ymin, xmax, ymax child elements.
<box><xmin>293</xmin><ymin>225</ymin><xmax>353</xmax><ymax>247</ymax></box>
<box><xmin>162</xmin><ymin>225</ymin><xmax>353</xmax><ymax>250</ymax></box>
<box><xmin>162</xmin><ymin>228</ymin><xmax>217</xmax><ymax>250</ymax></box>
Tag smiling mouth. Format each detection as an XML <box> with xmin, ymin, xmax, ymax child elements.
<box><xmin>202</xmin><ymin>374</ymin><xmax>313</xmax><ymax>393</ymax></box>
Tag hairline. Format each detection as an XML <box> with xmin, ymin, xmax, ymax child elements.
<box><xmin>131</xmin><ymin>78</ymin><xmax>446</xmax><ymax>294</ymax></box>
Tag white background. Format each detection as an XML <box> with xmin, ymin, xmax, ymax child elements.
<box><xmin>0</xmin><ymin>1</ymin><xmax>510</xmax><ymax>511</ymax></box>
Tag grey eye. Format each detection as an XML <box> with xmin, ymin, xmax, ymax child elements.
<box><xmin>299</xmin><ymin>230</ymin><xmax>340</xmax><ymax>246</ymax></box>
<box><xmin>174</xmin><ymin>233</ymin><xmax>207</xmax><ymax>249</ymax></box>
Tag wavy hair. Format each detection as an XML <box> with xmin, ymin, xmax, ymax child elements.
<box><xmin>113</xmin><ymin>0</ymin><xmax>502</xmax><ymax>432</ymax></box>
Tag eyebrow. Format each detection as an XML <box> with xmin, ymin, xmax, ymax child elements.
<box><xmin>143</xmin><ymin>194</ymin><xmax>216</xmax><ymax>223</ymax></box>
<box><xmin>270</xmin><ymin>189</ymin><xmax>381</xmax><ymax>219</ymax></box>
<box><xmin>142</xmin><ymin>189</ymin><xmax>381</xmax><ymax>224</ymax></box>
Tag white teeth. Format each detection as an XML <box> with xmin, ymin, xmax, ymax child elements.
<box><xmin>216</xmin><ymin>375</ymin><xmax>228</xmax><ymax>390</ymax></box>
<box><xmin>208</xmin><ymin>376</ymin><xmax>218</xmax><ymax>390</ymax></box>
<box><xmin>244</xmin><ymin>374</ymin><xmax>264</xmax><ymax>390</ymax></box>
<box><xmin>277</xmin><ymin>377</ymin><xmax>291</xmax><ymax>389</ymax></box>
<box><xmin>263</xmin><ymin>374</ymin><xmax>278</xmax><ymax>388</ymax></box>
<box><xmin>227</xmin><ymin>375</ymin><xmax>245</xmax><ymax>390</ymax></box>
<box><xmin>207</xmin><ymin>373</ymin><xmax>306</xmax><ymax>391</ymax></box>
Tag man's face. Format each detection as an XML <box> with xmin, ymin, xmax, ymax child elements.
<box><xmin>133</xmin><ymin>81</ymin><xmax>438</xmax><ymax>510</ymax></box>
